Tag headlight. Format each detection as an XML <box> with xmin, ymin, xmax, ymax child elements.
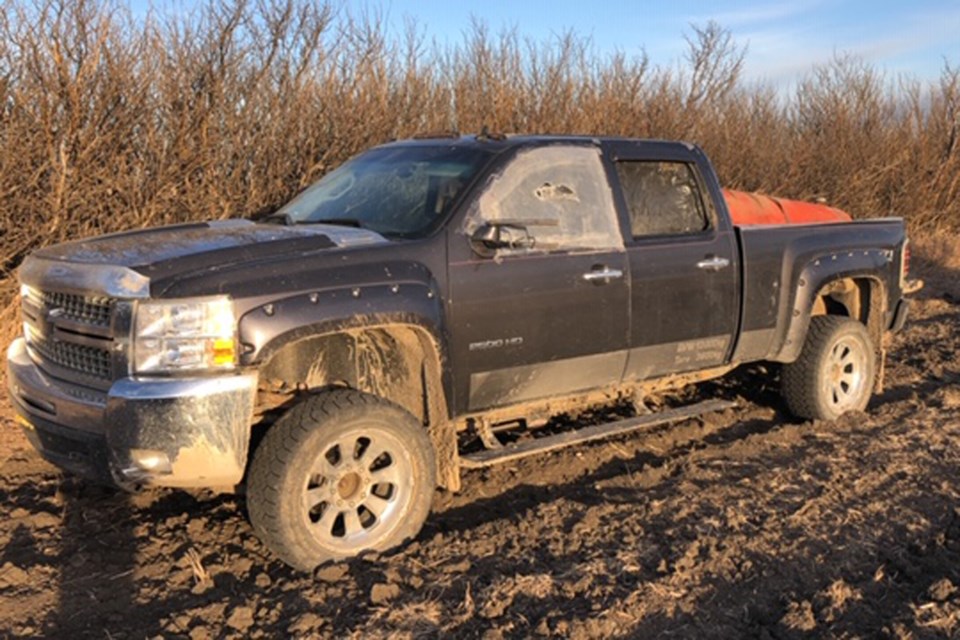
<box><xmin>20</xmin><ymin>283</ymin><xmax>40</xmax><ymax>303</ymax></box>
<box><xmin>134</xmin><ymin>296</ymin><xmax>237</xmax><ymax>373</ymax></box>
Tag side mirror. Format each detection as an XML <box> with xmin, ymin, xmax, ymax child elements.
<box><xmin>469</xmin><ymin>222</ymin><xmax>535</xmax><ymax>258</ymax></box>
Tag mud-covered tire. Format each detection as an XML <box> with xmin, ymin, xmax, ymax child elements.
<box><xmin>246</xmin><ymin>389</ymin><xmax>436</xmax><ymax>571</ymax></box>
<box><xmin>781</xmin><ymin>315</ymin><xmax>877</xmax><ymax>421</ymax></box>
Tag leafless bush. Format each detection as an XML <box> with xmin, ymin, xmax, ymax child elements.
<box><xmin>0</xmin><ymin>0</ymin><xmax>957</xmax><ymax>352</ymax></box>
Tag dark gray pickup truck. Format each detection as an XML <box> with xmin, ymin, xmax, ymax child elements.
<box><xmin>7</xmin><ymin>135</ymin><xmax>915</xmax><ymax>569</ymax></box>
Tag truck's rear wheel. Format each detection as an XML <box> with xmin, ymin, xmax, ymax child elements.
<box><xmin>781</xmin><ymin>315</ymin><xmax>876</xmax><ymax>421</ymax></box>
<box><xmin>247</xmin><ymin>389</ymin><xmax>436</xmax><ymax>571</ymax></box>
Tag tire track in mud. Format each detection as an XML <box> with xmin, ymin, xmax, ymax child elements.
<box><xmin>1</xmin><ymin>294</ymin><xmax>959</xmax><ymax>638</ymax></box>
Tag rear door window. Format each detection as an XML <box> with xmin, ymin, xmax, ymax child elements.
<box><xmin>615</xmin><ymin>161</ymin><xmax>711</xmax><ymax>238</ymax></box>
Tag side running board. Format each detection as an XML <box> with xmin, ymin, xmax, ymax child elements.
<box><xmin>460</xmin><ymin>399</ymin><xmax>736</xmax><ymax>469</ymax></box>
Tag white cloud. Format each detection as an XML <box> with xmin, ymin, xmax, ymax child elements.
<box><xmin>734</xmin><ymin>4</ymin><xmax>960</xmax><ymax>88</ymax></box>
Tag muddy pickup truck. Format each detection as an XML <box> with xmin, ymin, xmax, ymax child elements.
<box><xmin>7</xmin><ymin>134</ymin><xmax>916</xmax><ymax>570</ymax></box>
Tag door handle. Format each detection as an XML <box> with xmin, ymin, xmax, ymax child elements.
<box><xmin>696</xmin><ymin>256</ymin><xmax>730</xmax><ymax>271</ymax></box>
<box><xmin>582</xmin><ymin>267</ymin><xmax>624</xmax><ymax>283</ymax></box>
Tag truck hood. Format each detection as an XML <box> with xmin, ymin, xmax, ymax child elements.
<box><xmin>32</xmin><ymin>220</ymin><xmax>389</xmax><ymax>288</ymax></box>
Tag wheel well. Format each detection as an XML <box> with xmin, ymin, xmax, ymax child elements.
<box><xmin>809</xmin><ymin>277</ymin><xmax>886</xmax><ymax>349</ymax></box>
<box><xmin>254</xmin><ymin>324</ymin><xmax>459</xmax><ymax>490</ymax></box>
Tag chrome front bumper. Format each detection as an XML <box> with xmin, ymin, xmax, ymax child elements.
<box><xmin>7</xmin><ymin>338</ymin><xmax>257</xmax><ymax>489</ymax></box>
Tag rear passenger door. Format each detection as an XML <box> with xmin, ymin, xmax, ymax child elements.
<box><xmin>608</xmin><ymin>147</ymin><xmax>740</xmax><ymax>380</ymax></box>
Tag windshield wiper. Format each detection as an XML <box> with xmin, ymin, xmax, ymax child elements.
<box><xmin>304</xmin><ymin>218</ymin><xmax>365</xmax><ymax>229</ymax></box>
<box><xmin>261</xmin><ymin>212</ymin><xmax>294</xmax><ymax>226</ymax></box>
<box><xmin>260</xmin><ymin>214</ymin><xmax>367</xmax><ymax>229</ymax></box>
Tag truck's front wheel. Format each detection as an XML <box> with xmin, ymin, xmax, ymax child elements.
<box><xmin>781</xmin><ymin>315</ymin><xmax>877</xmax><ymax>421</ymax></box>
<box><xmin>247</xmin><ymin>389</ymin><xmax>436</xmax><ymax>571</ymax></box>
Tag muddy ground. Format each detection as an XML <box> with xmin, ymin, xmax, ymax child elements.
<box><xmin>2</xmin><ymin>264</ymin><xmax>959</xmax><ymax>639</ymax></box>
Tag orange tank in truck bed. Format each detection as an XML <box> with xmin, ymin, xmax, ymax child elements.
<box><xmin>723</xmin><ymin>189</ymin><xmax>851</xmax><ymax>226</ymax></box>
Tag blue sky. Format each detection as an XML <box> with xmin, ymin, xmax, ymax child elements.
<box><xmin>136</xmin><ymin>0</ymin><xmax>959</xmax><ymax>88</ymax></box>
<box><xmin>380</xmin><ymin>0</ymin><xmax>959</xmax><ymax>87</ymax></box>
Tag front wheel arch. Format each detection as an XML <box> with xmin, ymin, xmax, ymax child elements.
<box><xmin>254</xmin><ymin>323</ymin><xmax>460</xmax><ymax>491</ymax></box>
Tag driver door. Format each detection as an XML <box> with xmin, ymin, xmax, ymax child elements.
<box><xmin>446</xmin><ymin>144</ymin><xmax>630</xmax><ymax>414</ymax></box>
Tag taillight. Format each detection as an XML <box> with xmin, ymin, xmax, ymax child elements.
<box><xmin>899</xmin><ymin>239</ymin><xmax>924</xmax><ymax>295</ymax></box>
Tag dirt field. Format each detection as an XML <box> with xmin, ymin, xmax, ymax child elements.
<box><xmin>1</xmin><ymin>259</ymin><xmax>959</xmax><ymax>639</ymax></box>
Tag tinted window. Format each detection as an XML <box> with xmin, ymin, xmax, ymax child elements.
<box><xmin>465</xmin><ymin>146</ymin><xmax>622</xmax><ymax>254</ymax></box>
<box><xmin>615</xmin><ymin>161</ymin><xmax>711</xmax><ymax>237</ymax></box>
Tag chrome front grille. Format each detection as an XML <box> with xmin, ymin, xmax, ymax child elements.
<box><xmin>42</xmin><ymin>291</ymin><xmax>113</xmax><ymax>327</ymax></box>
<box><xmin>29</xmin><ymin>335</ymin><xmax>113</xmax><ymax>380</ymax></box>
<box><xmin>22</xmin><ymin>288</ymin><xmax>118</xmax><ymax>382</ymax></box>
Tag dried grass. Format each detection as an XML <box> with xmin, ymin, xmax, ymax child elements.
<box><xmin>910</xmin><ymin>233</ymin><xmax>960</xmax><ymax>298</ymax></box>
<box><xmin>184</xmin><ymin>548</ymin><xmax>210</xmax><ymax>586</ymax></box>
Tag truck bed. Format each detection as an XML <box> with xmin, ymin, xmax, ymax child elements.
<box><xmin>732</xmin><ymin>218</ymin><xmax>906</xmax><ymax>364</ymax></box>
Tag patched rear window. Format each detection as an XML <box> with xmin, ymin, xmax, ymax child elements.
<box><xmin>615</xmin><ymin>161</ymin><xmax>711</xmax><ymax>237</ymax></box>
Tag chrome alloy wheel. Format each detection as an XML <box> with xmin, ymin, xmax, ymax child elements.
<box><xmin>301</xmin><ymin>427</ymin><xmax>413</xmax><ymax>553</ymax></box>
<box><xmin>822</xmin><ymin>335</ymin><xmax>868</xmax><ymax>413</ymax></box>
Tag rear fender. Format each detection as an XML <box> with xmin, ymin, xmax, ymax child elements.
<box><xmin>771</xmin><ymin>250</ymin><xmax>892</xmax><ymax>363</ymax></box>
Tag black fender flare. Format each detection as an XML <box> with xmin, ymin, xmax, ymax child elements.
<box><xmin>239</xmin><ymin>281</ymin><xmax>449</xmax><ymax>409</ymax></box>
<box><xmin>237</xmin><ymin>282</ymin><xmax>463</xmax><ymax>490</ymax></box>
<box><xmin>769</xmin><ymin>248</ymin><xmax>892</xmax><ymax>363</ymax></box>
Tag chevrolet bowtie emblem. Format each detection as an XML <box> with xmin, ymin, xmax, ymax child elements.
<box><xmin>38</xmin><ymin>306</ymin><xmax>64</xmax><ymax>338</ymax></box>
